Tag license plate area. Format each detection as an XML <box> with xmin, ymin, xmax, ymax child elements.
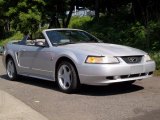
<box><xmin>130</xmin><ymin>65</ymin><xmax>144</xmax><ymax>74</ymax></box>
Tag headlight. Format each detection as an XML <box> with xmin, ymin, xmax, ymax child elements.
<box><xmin>85</xmin><ymin>56</ymin><xmax>119</xmax><ymax>64</ymax></box>
<box><xmin>144</xmin><ymin>54</ymin><xmax>152</xmax><ymax>62</ymax></box>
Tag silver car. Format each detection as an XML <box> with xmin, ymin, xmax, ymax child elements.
<box><xmin>2</xmin><ymin>29</ymin><xmax>155</xmax><ymax>93</ymax></box>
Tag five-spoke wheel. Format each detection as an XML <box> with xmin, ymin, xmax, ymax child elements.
<box><xmin>56</xmin><ymin>61</ymin><xmax>79</xmax><ymax>93</ymax></box>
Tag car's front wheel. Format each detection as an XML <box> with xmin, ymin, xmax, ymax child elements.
<box><xmin>6</xmin><ymin>58</ymin><xmax>18</xmax><ymax>80</ymax></box>
<box><xmin>56</xmin><ymin>61</ymin><xmax>80</xmax><ymax>93</ymax></box>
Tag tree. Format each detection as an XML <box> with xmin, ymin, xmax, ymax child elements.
<box><xmin>0</xmin><ymin>0</ymin><xmax>5</xmax><ymax>39</ymax></box>
<box><xmin>0</xmin><ymin>0</ymin><xmax>14</xmax><ymax>38</ymax></box>
<box><xmin>6</xmin><ymin>0</ymin><xmax>45</xmax><ymax>35</ymax></box>
<box><xmin>45</xmin><ymin>0</ymin><xmax>76</xmax><ymax>28</ymax></box>
<box><xmin>1</xmin><ymin>0</ymin><xmax>160</xmax><ymax>36</ymax></box>
<box><xmin>95</xmin><ymin>0</ymin><xmax>100</xmax><ymax>21</ymax></box>
<box><xmin>132</xmin><ymin>0</ymin><xmax>160</xmax><ymax>26</ymax></box>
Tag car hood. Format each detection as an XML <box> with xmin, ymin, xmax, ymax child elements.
<box><xmin>58</xmin><ymin>43</ymin><xmax>147</xmax><ymax>56</ymax></box>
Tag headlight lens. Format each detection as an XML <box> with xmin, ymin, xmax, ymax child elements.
<box><xmin>85</xmin><ymin>56</ymin><xmax>119</xmax><ymax>64</ymax></box>
<box><xmin>145</xmin><ymin>54</ymin><xmax>152</xmax><ymax>62</ymax></box>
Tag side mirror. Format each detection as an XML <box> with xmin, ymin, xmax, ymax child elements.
<box><xmin>35</xmin><ymin>41</ymin><xmax>46</xmax><ymax>47</ymax></box>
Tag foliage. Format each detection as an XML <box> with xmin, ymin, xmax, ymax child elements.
<box><xmin>0</xmin><ymin>0</ymin><xmax>5</xmax><ymax>38</ymax></box>
<box><xmin>147</xmin><ymin>21</ymin><xmax>160</xmax><ymax>51</ymax></box>
<box><xmin>150</xmin><ymin>52</ymin><xmax>160</xmax><ymax>70</ymax></box>
<box><xmin>68</xmin><ymin>16</ymin><xmax>93</xmax><ymax>29</ymax></box>
<box><xmin>6</xmin><ymin>0</ymin><xmax>45</xmax><ymax>35</ymax></box>
<box><xmin>0</xmin><ymin>31</ymin><xmax>23</xmax><ymax>46</ymax></box>
<box><xmin>69</xmin><ymin>15</ymin><xmax>160</xmax><ymax>52</ymax></box>
<box><xmin>0</xmin><ymin>0</ymin><xmax>160</xmax><ymax>36</ymax></box>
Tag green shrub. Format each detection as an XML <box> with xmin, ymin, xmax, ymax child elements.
<box><xmin>147</xmin><ymin>21</ymin><xmax>160</xmax><ymax>51</ymax></box>
<box><xmin>150</xmin><ymin>52</ymin><xmax>160</xmax><ymax>70</ymax></box>
<box><xmin>68</xmin><ymin>16</ymin><xmax>93</xmax><ymax>29</ymax></box>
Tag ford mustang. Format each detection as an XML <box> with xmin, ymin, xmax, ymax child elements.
<box><xmin>2</xmin><ymin>29</ymin><xmax>155</xmax><ymax>93</ymax></box>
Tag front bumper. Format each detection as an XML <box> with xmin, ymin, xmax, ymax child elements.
<box><xmin>78</xmin><ymin>61</ymin><xmax>155</xmax><ymax>85</ymax></box>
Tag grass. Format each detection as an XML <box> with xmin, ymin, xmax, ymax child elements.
<box><xmin>0</xmin><ymin>31</ymin><xmax>23</xmax><ymax>46</ymax></box>
<box><xmin>154</xmin><ymin>70</ymin><xmax>160</xmax><ymax>76</ymax></box>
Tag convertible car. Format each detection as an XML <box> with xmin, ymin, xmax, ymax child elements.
<box><xmin>2</xmin><ymin>29</ymin><xmax>155</xmax><ymax>93</ymax></box>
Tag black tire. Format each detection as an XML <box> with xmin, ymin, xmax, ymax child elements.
<box><xmin>6</xmin><ymin>58</ymin><xmax>18</xmax><ymax>80</ymax></box>
<box><xmin>56</xmin><ymin>61</ymin><xmax>80</xmax><ymax>93</ymax></box>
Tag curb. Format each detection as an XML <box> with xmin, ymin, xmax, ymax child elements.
<box><xmin>0</xmin><ymin>90</ymin><xmax>49</xmax><ymax>120</ymax></box>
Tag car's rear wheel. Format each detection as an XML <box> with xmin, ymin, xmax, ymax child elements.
<box><xmin>56</xmin><ymin>61</ymin><xmax>80</xmax><ymax>93</ymax></box>
<box><xmin>6</xmin><ymin>58</ymin><xmax>18</xmax><ymax>80</ymax></box>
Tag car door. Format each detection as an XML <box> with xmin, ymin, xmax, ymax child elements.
<box><xmin>18</xmin><ymin>44</ymin><xmax>36</xmax><ymax>75</ymax></box>
<box><xmin>18</xmin><ymin>34</ymin><xmax>54</xmax><ymax>80</ymax></box>
<box><xmin>30</xmin><ymin>46</ymin><xmax>54</xmax><ymax>80</ymax></box>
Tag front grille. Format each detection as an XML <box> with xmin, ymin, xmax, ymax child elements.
<box><xmin>121</xmin><ymin>56</ymin><xmax>142</xmax><ymax>64</ymax></box>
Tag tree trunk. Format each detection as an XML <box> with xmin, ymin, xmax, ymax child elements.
<box><xmin>48</xmin><ymin>16</ymin><xmax>61</xmax><ymax>28</ymax></box>
<box><xmin>95</xmin><ymin>0</ymin><xmax>100</xmax><ymax>21</ymax></box>
<box><xmin>65</xmin><ymin>0</ymin><xmax>76</xmax><ymax>28</ymax></box>
<box><xmin>62</xmin><ymin>17</ymin><xmax>65</xmax><ymax>28</ymax></box>
<box><xmin>56</xmin><ymin>17</ymin><xmax>61</xmax><ymax>28</ymax></box>
<box><xmin>48</xmin><ymin>16</ymin><xmax>55</xmax><ymax>28</ymax></box>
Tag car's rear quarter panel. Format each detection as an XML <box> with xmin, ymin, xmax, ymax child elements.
<box><xmin>3</xmin><ymin>43</ymin><xmax>21</xmax><ymax>69</ymax></box>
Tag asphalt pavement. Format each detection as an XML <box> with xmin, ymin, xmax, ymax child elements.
<box><xmin>0</xmin><ymin>55</ymin><xmax>160</xmax><ymax>120</ymax></box>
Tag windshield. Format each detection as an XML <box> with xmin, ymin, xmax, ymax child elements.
<box><xmin>46</xmin><ymin>30</ymin><xmax>100</xmax><ymax>45</ymax></box>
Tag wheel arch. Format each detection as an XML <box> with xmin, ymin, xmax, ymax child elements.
<box><xmin>5</xmin><ymin>53</ymin><xmax>18</xmax><ymax>80</ymax></box>
<box><xmin>55</xmin><ymin>56</ymin><xmax>80</xmax><ymax>83</ymax></box>
<box><xmin>5</xmin><ymin>54</ymin><xmax>14</xmax><ymax>66</ymax></box>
